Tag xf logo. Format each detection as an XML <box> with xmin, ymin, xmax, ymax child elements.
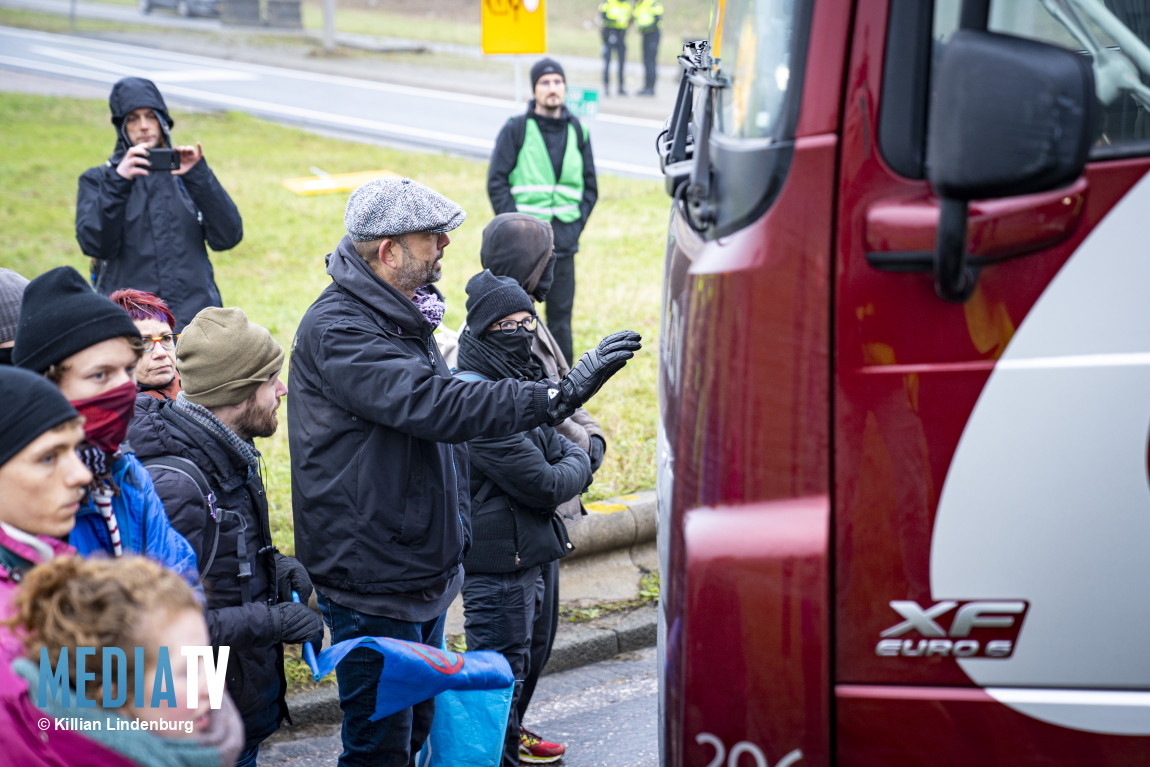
<box><xmin>875</xmin><ymin>600</ymin><xmax>1028</xmax><ymax>659</ymax></box>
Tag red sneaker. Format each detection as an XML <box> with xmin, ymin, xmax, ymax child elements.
<box><xmin>519</xmin><ymin>727</ymin><xmax>564</xmax><ymax>764</ymax></box>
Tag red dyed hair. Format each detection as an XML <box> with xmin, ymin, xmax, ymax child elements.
<box><xmin>109</xmin><ymin>288</ymin><xmax>176</xmax><ymax>330</ymax></box>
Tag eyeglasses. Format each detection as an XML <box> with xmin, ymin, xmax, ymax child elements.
<box><xmin>490</xmin><ymin>316</ymin><xmax>538</xmax><ymax>334</ymax></box>
<box><xmin>143</xmin><ymin>333</ymin><xmax>179</xmax><ymax>353</ymax></box>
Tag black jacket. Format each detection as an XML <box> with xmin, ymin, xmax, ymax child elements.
<box><xmin>487</xmin><ymin>102</ymin><xmax>598</xmax><ymax>258</ymax></box>
<box><xmin>463</xmin><ymin>412</ymin><xmax>590</xmax><ymax>573</ymax></box>
<box><xmin>128</xmin><ymin>395</ymin><xmax>286</xmax><ymax>744</ymax></box>
<box><xmin>75</xmin><ymin>77</ymin><xmax>243</xmax><ymax>330</ymax></box>
<box><xmin>288</xmin><ymin>237</ymin><xmax>556</xmax><ymax>597</ymax></box>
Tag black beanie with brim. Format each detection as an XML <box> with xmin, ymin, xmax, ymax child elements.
<box><xmin>13</xmin><ymin>266</ymin><xmax>140</xmax><ymax>374</ymax></box>
<box><xmin>0</xmin><ymin>366</ymin><xmax>80</xmax><ymax>467</ymax></box>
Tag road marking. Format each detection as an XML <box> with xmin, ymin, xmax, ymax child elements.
<box><xmin>4</xmin><ymin>26</ymin><xmax>664</xmax><ymax>127</ymax></box>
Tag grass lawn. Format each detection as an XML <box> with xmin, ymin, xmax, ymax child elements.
<box><xmin>0</xmin><ymin>91</ymin><xmax>665</xmax><ymax>555</ymax></box>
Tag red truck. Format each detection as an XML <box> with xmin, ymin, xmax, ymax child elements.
<box><xmin>655</xmin><ymin>1</ymin><xmax>1150</xmax><ymax>765</ymax></box>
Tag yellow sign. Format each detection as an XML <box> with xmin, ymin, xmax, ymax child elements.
<box><xmin>481</xmin><ymin>0</ymin><xmax>546</xmax><ymax>55</ymax></box>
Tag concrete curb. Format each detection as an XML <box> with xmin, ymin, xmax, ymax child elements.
<box><xmin>279</xmin><ymin>491</ymin><xmax>659</xmax><ymax>734</ymax></box>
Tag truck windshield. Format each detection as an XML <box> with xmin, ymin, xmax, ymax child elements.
<box><xmin>935</xmin><ymin>0</ymin><xmax>1150</xmax><ymax>151</ymax></box>
<box><xmin>714</xmin><ymin>0</ymin><xmax>801</xmax><ymax>140</ymax></box>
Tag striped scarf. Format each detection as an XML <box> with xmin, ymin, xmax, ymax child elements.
<box><xmin>173</xmin><ymin>393</ymin><xmax>261</xmax><ymax>480</ymax></box>
<box><xmin>78</xmin><ymin>445</ymin><xmax>123</xmax><ymax>557</ymax></box>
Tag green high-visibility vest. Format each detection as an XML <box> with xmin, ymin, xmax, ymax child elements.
<box><xmin>634</xmin><ymin>0</ymin><xmax>663</xmax><ymax>30</ymax></box>
<box><xmin>508</xmin><ymin>119</ymin><xmax>585</xmax><ymax>224</ymax></box>
<box><xmin>600</xmin><ymin>0</ymin><xmax>631</xmax><ymax>29</ymax></box>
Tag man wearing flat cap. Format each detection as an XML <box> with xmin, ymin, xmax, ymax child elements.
<box><xmin>289</xmin><ymin>177</ymin><xmax>641</xmax><ymax>766</ymax></box>
<box><xmin>130</xmin><ymin>307</ymin><xmax>321</xmax><ymax>765</ymax></box>
<box><xmin>488</xmin><ymin>56</ymin><xmax>598</xmax><ymax>365</ymax></box>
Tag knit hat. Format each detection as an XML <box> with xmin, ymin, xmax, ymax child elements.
<box><xmin>531</xmin><ymin>57</ymin><xmax>566</xmax><ymax>89</ymax></box>
<box><xmin>345</xmin><ymin>178</ymin><xmax>466</xmax><ymax>241</ymax></box>
<box><xmin>0</xmin><ymin>268</ymin><xmax>30</xmax><ymax>345</ymax></box>
<box><xmin>177</xmin><ymin>307</ymin><xmax>284</xmax><ymax>409</ymax></box>
<box><xmin>0</xmin><ymin>366</ymin><xmax>80</xmax><ymax>468</ymax></box>
<box><xmin>480</xmin><ymin>213</ymin><xmax>555</xmax><ymax>299</ymax></box>
<box><xmin>13</xmin><ymin>267</ymin><xmax>140</xmax><ymax>374</ymax></box>
<box><xmin>465</xmin><ymin>270</ymin><xmax>534</xmax><ymax>334</ymax></box>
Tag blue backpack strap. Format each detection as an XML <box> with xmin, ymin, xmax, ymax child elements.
<box><xmin>454</xmin><ymin>371</ymin><xmax>491</xmax><ymax>383</ymax></box>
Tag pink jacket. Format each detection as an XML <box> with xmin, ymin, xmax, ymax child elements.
<box><xmin>0</xmin><ymin>527</ymin><xmax>76</xmax><ymax>662</ymax></box>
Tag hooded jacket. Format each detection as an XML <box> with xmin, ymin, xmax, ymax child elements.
<box><xmin>287</xmin><ymin>236</ymin><xmax>557</xmax><ymax>603</ymax></box>
<box><xmin>75</xmin><ymin>78</ymin><xmax>243</xmax><ymax>330</ymax></box>
<box><xmin>487</xmin><ymin>102</ymin><xmax>598</xmax><ymax>258</ymax></box>
<box><xmin>437</xmin><ymin>228</ymin><xmax>605</xmax><ymax>522</ymax></box>
<box><xmin>128</xmin><ymin>395</ymin><xmax>287</xmax><ymax>745</ymax></box>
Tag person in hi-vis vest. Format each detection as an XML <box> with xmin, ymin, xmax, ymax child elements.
<box><xmin>635</xmin><ymin>0</ymin><xmax>664</xmax><ymax>95</ymax></box>
<box><xmin>599</xmin><ymin>0</ymin><xmax>633</xmax><ymax>96</ymax></box>
<box><xmin>487</xmin><ymin>58</ymin><xmax>598</xmax><ymax>366</ymax></box>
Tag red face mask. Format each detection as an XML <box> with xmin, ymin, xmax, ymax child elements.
<box><xmin>71</xmin><ymin>380</ymin><xmax>137</xmax><ymax>453</ymax></box>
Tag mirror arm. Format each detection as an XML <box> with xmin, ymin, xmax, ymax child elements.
<box><xmin>668</xmin><ymin>65</ymin><xmax>694</xmax><ymax>164</ymax></box>
<box><xmin>934</xmin><ymin>197</ymin><xmax>978</xmax><ymax>302</ymax></box>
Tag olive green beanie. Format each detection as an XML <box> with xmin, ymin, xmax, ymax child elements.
<box><xmin>177</xmin><ymin>307</ymin><xmax>284</xmax><ymax>408</ymax></box>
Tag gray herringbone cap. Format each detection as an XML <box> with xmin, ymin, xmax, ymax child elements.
<box><xmin>345</xmin><ymin>177</ymin><xmax>467</xmax><ymax>240</ymax></box>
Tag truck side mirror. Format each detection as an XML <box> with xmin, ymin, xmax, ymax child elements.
<box><xmin>925</xmin><ymin>30</ymin><xmax>1096</xmax><ymax>301</ymax></box>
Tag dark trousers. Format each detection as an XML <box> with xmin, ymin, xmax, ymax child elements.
<box><xmin>601</xmin><ymin>27</ymin><xmax>627</xmax><ymax>91</ymax></box>
<box><xmin>317</xmin><ymin>594</ymin><xmax>446</xmax><ymax>767</ymax></box>
<box><xmin>545</xmin><ymin>254</ymin><xmax>576</xmax><ymax>365</ymax></box>
<box><xmin>642</xmin><ymin>29</ymin><xmax>660</xmax><ymax>91</ymax></box>
<box><xmin>462</xmin><ymin>567</ymin><xmax>545</xmax><ymax>767</ymax></box>
<box><xmin>516</xmin><ymin>558</ymin><xmax>559</xmax><ymax>723</ymax></box>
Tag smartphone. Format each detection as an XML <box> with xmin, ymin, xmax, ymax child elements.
<box><xmin>146</xmin><ymin>149</ymin><xmax>181</xmax><ymax>172</ymax></box>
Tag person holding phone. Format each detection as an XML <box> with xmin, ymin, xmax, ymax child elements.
<box><xmin>76</xmin><ymin>76</ymin><xmax>243</xmax><ymax>331</ymax></box>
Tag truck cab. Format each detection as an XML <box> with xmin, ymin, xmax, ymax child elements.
<box><xmin>656</xmin><ymin>1</ymin><xmax>1150</xmax><ymax>765</ymax></box>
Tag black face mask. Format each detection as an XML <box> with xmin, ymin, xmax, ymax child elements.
<box><xmin>484</xmin><ymin>327</ymin><xmax>535</xmax><ymax>362</ymax></box>
<box><xmin>0</xmin><ymin>347</ymin><xmax>12</xmax><ymax>366</ymax></box>
<box><xmin>531</xmin><ymin>256</ymin><xmax>557</xmax><ymax>302</ymax></box>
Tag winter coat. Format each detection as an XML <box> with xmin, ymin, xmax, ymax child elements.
<box><xmin>0</xmin><ymin>657</ymin><xmax>137</xmax><ymax>767</ymax></box>
<box><xmin>287</xmin><ymin>236</ymin><xmax>557</xmax><ymax>597</ymax></box>
<box><xmin>0</xmin><ymin>527</ymin><xmax>74</xmax><ymax>662</ymax></box>
<box><xmin>69</xmin><ymin>452</ymin><xmax>199</xmax><ymax>584</ymax></box>
<box><xmin>75</xmin><ymin>77</ymin><xmax>243</xmax><ymax>330</ymax></box>
<box><xmin>487</xmin><ymin>103</ymin><xmax>598</xmax><ymax>258</ymax></box>
<box><xmin>461</xmin><ymin>400</ymin><xmax>591</xmax><ymax>574</ymax></box>
<box><xmin>5</xmin><ymin>657</ymin><xmax>244</xmax><ymax>767</ymax></box>
<box><xmin>128</xmin><ymin>396</ymin><xmax>286</xmax><ymax>745</ymax></box>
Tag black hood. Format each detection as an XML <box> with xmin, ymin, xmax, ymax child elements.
<box><xmin>108</xmin><ymin>77</ymin><xmax>173</xmax><ymax>162</ymax></box>
<box><xmin>479</xmin><ymin>213</ymin><xmax>555</xmax><ymax>301</ymax></box>
<box><xmin>326</xmin><ymin>235</ymin><xmax>445</xmax><ymax>338</ymax></box>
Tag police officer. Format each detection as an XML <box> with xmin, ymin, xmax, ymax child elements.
<box><xmin>635</xmin><ymin>0</ymin><xmax>664</xmax><ymax>96</ymax></box>
<box><xmin>599</xmin><ymin>0</ymin><xmax>632</xmax><ymax>96</ymax></box>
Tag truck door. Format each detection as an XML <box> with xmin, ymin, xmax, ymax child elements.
<box><xmin>835</xmin><ymin>1</ymin><xmax>1150</xmax><ymax>764</ymax></box>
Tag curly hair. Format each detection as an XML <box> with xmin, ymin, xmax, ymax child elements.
<box><xmin>7</xmin><ymin>556</ymin><xmax>200</xmax><ymax>696</ymax></box>
<box><xmin>109</xmin><ymin>288</ymin><xmax>177</xmax><ymax>331</ymax></box>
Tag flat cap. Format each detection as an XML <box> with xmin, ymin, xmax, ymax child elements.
<box><xmin>345</xmin><ymin>177</ymin><xmax>467</xmax><ymax>241</ymax></box>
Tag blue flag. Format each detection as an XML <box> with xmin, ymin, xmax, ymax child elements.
<box><xmin>308</xmin><ymin>636</ymin><xmax>514</xmax><ymax>721</ymax></box>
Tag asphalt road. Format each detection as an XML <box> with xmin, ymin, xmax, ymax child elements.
<box><xmin>0</xmin><ymin>22</ymin><xmax>665</xmax><ymax>178</ymax></box>
<box><xmin>262</xmin><ymin>646</ymin><xmax>658</xmax><ymax>767</ymax></box>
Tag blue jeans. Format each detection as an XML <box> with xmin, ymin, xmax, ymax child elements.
<box><xmin>317</xmin><ymin>594</ymin><xmax>446</xmax><ymax>767</ymax></box>
<box><xmin>233</xmin><ymin>742</ymin><xmax>259</xmax><ymax>767</ymax></box>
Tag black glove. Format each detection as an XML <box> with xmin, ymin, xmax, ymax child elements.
<box><xmin>547</xmin><ymin>331</ymin><xmax>642</xmax><ymax>423</ymax></box>
<box><xmin>271</xmin><ymin>602</ymin><xmax>324</xmax><ymax>648</ymax></box>
<box><xmin>589</xmin><ymin>436</ymin><xmax>606</xmax><ymax>473</ymax></box>
<box><xmin>275</xmin><ymin>553</ymin><xmax>313</xmax><ymax>604</ymax></box>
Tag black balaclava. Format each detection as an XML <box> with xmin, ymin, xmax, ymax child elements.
<box><xmin>458</xmin><ymin>270</ymin><xmax>543</xmax><ymax>381</ymax></box>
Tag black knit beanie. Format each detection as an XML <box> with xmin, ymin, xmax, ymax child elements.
<box><xmin>531</xmin><ymin>57</ymin><xmax>566</xmax><ymax>89</ymax></box>
<box><xmin>0</xmin><ymin>366</ymin><xmax>80</xmax><ymax>467</ymax></box>
<box><xmin>13</xmin><ymin>267</ymin><xmax>139</xmax><ymax>374</ymax></box>
<box><xmin>465</xmin><ymin>270</ymin><xmax>534</xmax><ymax>334</ymax></box>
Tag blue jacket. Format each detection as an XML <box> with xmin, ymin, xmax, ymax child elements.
<box><xmin>69</xmin><ymin>452</ymin><xmax>198</xmax><ymax>582</ymax></box>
